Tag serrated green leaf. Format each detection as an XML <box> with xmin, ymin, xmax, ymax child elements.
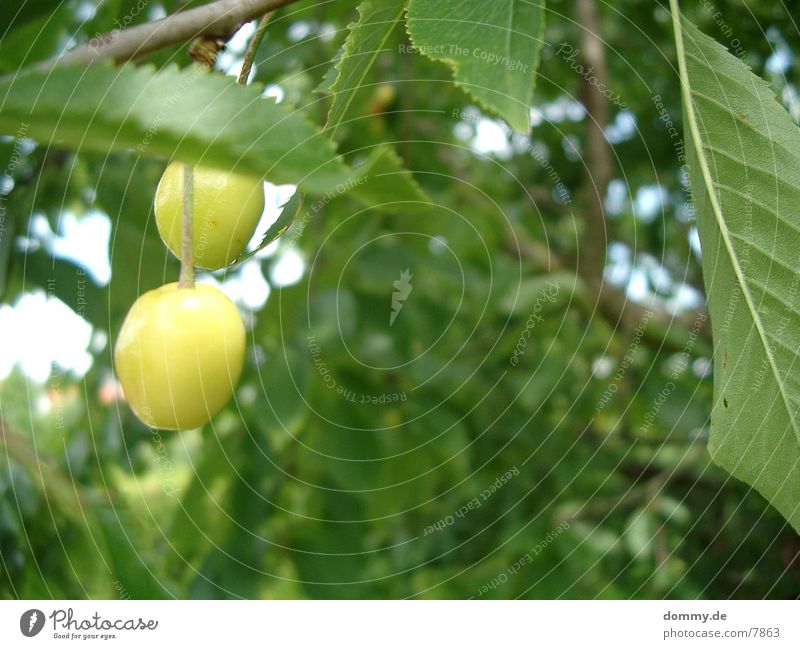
<box><xmin>253</xmin><ymin>190</ymin><xmax>305</xmax><ymax>248</ymax></box>
<box><xmin>0</xmin><ymin>63</ymin><xmax>350</xmax><ymax>194</ymax></box>
<box><xmin>672</xmin><ymin>8</ymin><xmax>800</xmax><ymax>532</ymax></box>
<box><xmin>229</xmin><ymin>190</ymin><xmax>304</xmax><ymax>268</ymax></box>
<box><xmin>349</xmin><ymin>145</ymin><xmax>430</xmax><ymax>213</ymax></box>
<box><xmin>326</xmin><ymin>0</ymin><xmax>407</xmax><ymax>138</ymax></box>
<box><xmin>406</xmin><ymin>0</ymin><xmax>545</xmax><ymax>132</ymax></box>
<box><xmin>315</xmin><ymin>52</ymin><xmax>341</xmax><ymax>95</ymax></box>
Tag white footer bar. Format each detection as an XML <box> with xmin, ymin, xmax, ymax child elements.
<box><xmin>1</xmin><ymin>600</ymin><xmax>797</xmax><ymax>647</ymax></box>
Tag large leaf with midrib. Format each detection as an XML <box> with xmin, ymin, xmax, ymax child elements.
<box><xmin>673</xmin><ymin>9</ymin><xmax>800</xmax><ymax>531</ymax></box>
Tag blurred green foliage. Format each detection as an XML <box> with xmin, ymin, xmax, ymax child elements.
<box><xmin>1</xmin><ymin>0</ymin><xmax>799</xmax><ymax>599</ymax></box>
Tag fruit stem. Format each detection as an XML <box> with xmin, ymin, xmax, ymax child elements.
<box><xmin>179</xmin><ymin>164</ymin><xmax>195</xmax><ymax>289</ymax></box>
<box><xmin>237</xmin><ymin>11</ymin><xmax>273</xmax><ymax>85</ymax></box>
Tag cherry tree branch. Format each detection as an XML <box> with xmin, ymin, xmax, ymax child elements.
<box><xmin>39</xmin><ymin>0</ymin><xmax>302</xmax><ymax>70</ymax></box>
<box><xmin>568</xmin><ymin>0</ymin><xmax>711</xmax><ymax>353</ymax></box>
<box><xmin>575</xmin><ymin>0</ymin><xmax>613</xmax><ymax>284</ymax></box>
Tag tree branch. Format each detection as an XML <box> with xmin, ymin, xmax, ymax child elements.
<box><xmin>575</xmin><ymin>0</ymin><xmax>613</xmax><ymax>285</ymax></box>
<box><xmin>39</xmin><ymin>0</ymin><xmax>302</xmax><ymax>70</ymax></box>
<box><xmin>568</xmin><ymin>0</ymin><xmax>711</xmax><ymax>354</ymax></box>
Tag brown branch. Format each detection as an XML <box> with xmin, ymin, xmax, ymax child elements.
<box><xmin>575</xmin><ymin>0</ymin><xmax>613</xmax><ymax>285</ymax></box>
<box><xmin>558</xmin><ymin>1</ymin><xmax>712</xmax><ymax>354</ymax></box>
<box><xmin>38</xmin><ymin>0</ymin><xmax>302</xmax><ymax>70</ymax></box>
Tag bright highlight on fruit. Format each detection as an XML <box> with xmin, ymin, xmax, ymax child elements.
<box><xmin>114</xmin><ymin>282</ymin><xmax>246</xmax><ymax>430</ymax></box>
<box><xmin>155</xmin><ymin>162</ymin><xmax>265</xmax><ymax>270</ymax></box>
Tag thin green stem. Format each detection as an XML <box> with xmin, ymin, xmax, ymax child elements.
<box><xmin>179</xmin><ymin>164</ymin><xmax>195</xmax><ymax>289</ymax></box>
<box><xmin>238</xmin><ymin>12</ymin><xmax>273</xmax><ymax>85</ymax></box>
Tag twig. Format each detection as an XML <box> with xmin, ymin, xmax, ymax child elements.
<box><xmin>238</xmin><ymin>12</ymin><xmax>274</xmax><ymax>85</ymax></box>
<box><xmin>179</xmin><ymin>164</ymin><xmax>195</xmax><ymax>289</ymax></box>
<box><xmin>39</xmin><ymin>0</ymin><xmax>301</xmax><ymax>70</ymax></box>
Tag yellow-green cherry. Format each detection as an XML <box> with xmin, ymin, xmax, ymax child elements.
<box><xmin>155</xmin><ymin>162</ymin><xmax>265</xmax><ymax>270</ymax></box>
<box><xmin>114</xmin><ymin>282</ymin><xmax>246</xmax><ymax>430</ymax></box>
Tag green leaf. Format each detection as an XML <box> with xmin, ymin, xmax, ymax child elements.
<box><xmin>349</xmin><ymin>145</ymin><xmax>430</xmax><ymax>213</ymax></box>
<box><xmin>326</xmin><ymin>0</ymin><xmax>407</xmax><ymax>138</ymax></box>
<box><xmin>255</xmin><ymin>190</ymin><xmax>304</xmax><ymax>246</ymax></box>
<box><xmin>672</xmin><ymin>9</ymin><xmax>800</xmax><ymax>531</ymax></box>
<box><xmin>229</xmin><ymin>191</ymin><xmax>304</xmax><ymax>268</ymax></box>
<box><xmin>405</xmin><ymin>0</ymin><xmax>545</xmax><ymax>132</ymax></box>
<box><xmin>0</xmin><ymin>63</ymin><xmax>350</xmax><ymax>194</ymax></box>
<box><xmin>322</xmin><ymin>0</ymin><xmax>432</xmax><ymax>214</ymax></box>
<box><xmin>315</xmin><ymin>53</ymin><xmax>341</xmax><ymax>95</ymax></box>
